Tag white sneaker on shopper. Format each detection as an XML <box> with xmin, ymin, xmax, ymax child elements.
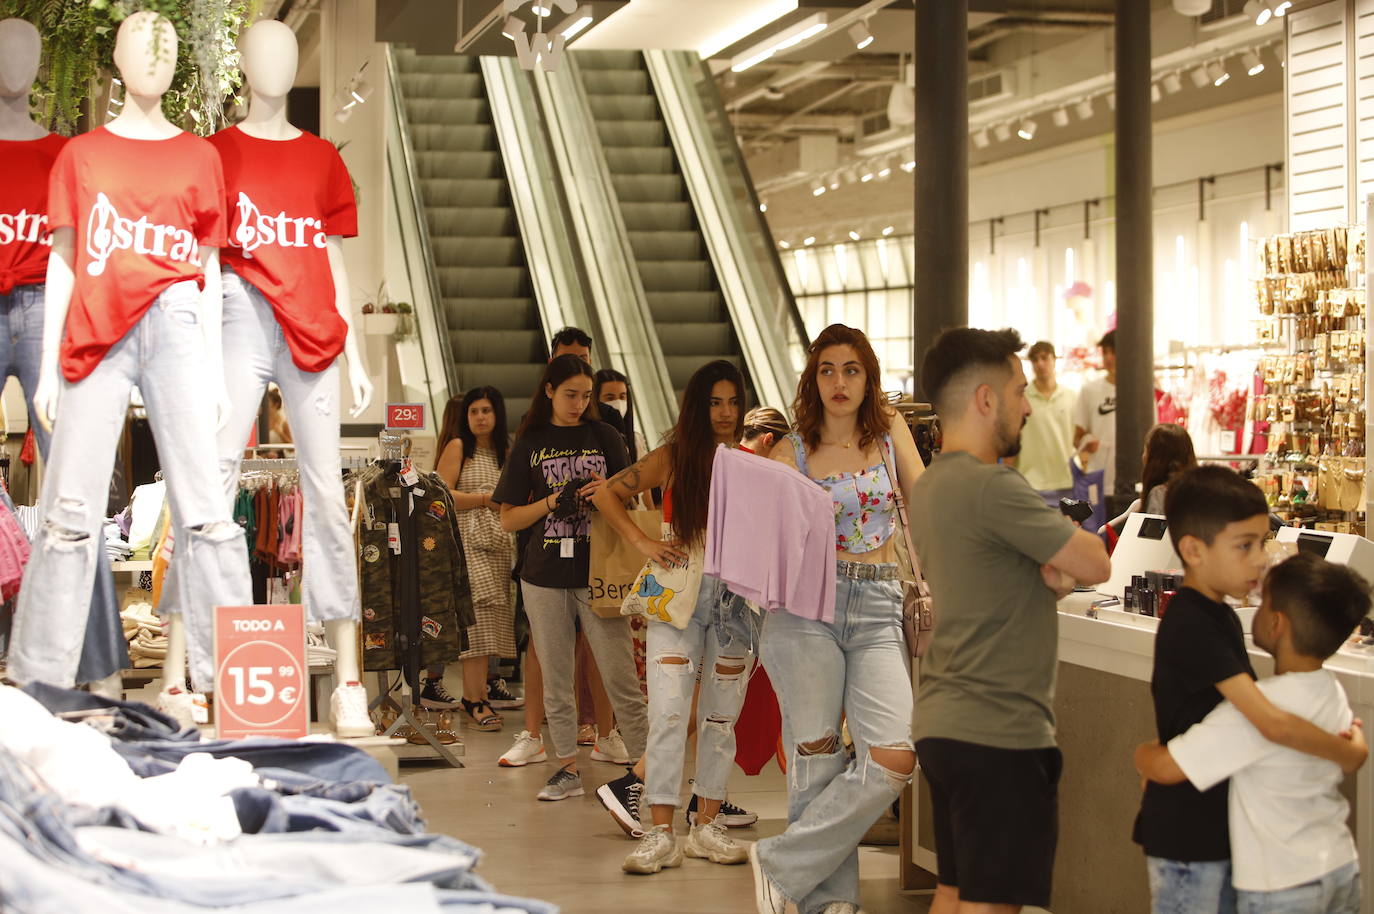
<box><xmin>818</xmin><ymin>904</ymin><xmax>860</xmax><ymax>914</ymax></box>
<box><xmin>685</xmin><ymin>820</ymin><xmax>748</xmax><ymax>865</ymax></box>
<box><xmin>623</xmin><ymin>824</ymin><xmax>684</xmax><ymax>875</ymax></box>
<box><xmin>537</xmin><ymin>766</ymin><xmax>585</xmax><ymax>801</ymax></box>
<box><xmin>749</xmin><ymin>842</ymin><xmax>786</xmax><ymax>914</ymax></box>
<box><xmin>157</xmin><ymin>687</ymin><xmax>208</xmax><ymax>729</ymax></box>
<box><xmin>330</xmin><ymin>682</ymin><xmax>374</xmax><ymax>738</ymax></box>
<box><xmin>499</xmin><ymin>730</ymin><xmax>547</xmax><ymax>767</ymax></box>
<box><xmin>590</xmin><ymin>728</ymin><xmax>631</xmax><ymax>764</ymax></box>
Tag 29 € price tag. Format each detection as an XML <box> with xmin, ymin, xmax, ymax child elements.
<box><xmin>384</xmin><ymin>402</ymin><xmax>425</xmax><ymax>430</ymax></box>
<box><xmin>214</xmin><ymin>604</ymin><xmax>308</xmax><ymax>739</ymax></box>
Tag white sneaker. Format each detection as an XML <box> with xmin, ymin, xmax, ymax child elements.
<box><xmin>499</xmin><ymin>729</ymin><xmax>547</xmax><ymax>767</ymax></box>
<box><xmin>590</xmin><ymin>728</ymin><xmax>631</xmax><ymax>764</ymax></box>
<box><xmin>330</xmin><ymin>683</ymin><xmax>374</xmax><ymax>738</ymax></box>
<box><xmin>819</xmin><ymin>904</ymin><xmax>860</xmax><ymax>914</ymax></box>
<box><xmin>685</xmin><ymin>820</ymin><xmax>748</xmax><ymax>865</ymax></box>
<box><xmin>623</xmin><ymin>824</ymin><xmax>684</xmax><ymax>875</ymax></box>
<box><xmin>749</xmin><ymin>842</ymin><xmax>786</xmax><ymax>914</ymax></box>
<box><xmin>157</xmin><ymin>687</ymin><xmax>208</xmax><ymax>729</ymax></box>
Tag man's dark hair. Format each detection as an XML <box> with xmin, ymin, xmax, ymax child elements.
<box><xmin>1265</xmin><ymin>552</ymin><xmax>1371</xmax><ymax>659</ymax></box>
<box><xmin>1099</xmin><ymin>330</ymin><xmax>1116</xmax><ymax>352</ymax></box>
<box><xmin>1164</xmin><ymin>465</ymin><xmax>1268</xmax><ymax>555</ymax></box>
<box><xmin>551</xmin><ymin>326</ymin><xmax>593</xmax><ymax>351</ymax></box>
<box><xmin>1028</xmin><ymin>341</ymin><xmax>1056</xmax><ymax>360</ymax></box>
<box><xmin>920</xmin><ymin>327</ymin><xmax>1024</xmax><ymax>417</ymax></box>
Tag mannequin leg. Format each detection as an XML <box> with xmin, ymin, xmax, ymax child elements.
<box><xmin>89</xmin><ymin>671</ymin><xmax>123</xmax><ymax>700</ymax></box>
<box><xmin>162</xmin><ymin>615</ymin><xmax>188</xmax><ymax>692</ymax></box>
<box><xmin>326</xmin><ymin>618</ymin><xmax>360</xmax><ymax>683</ymax></box>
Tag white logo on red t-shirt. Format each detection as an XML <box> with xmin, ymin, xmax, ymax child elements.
<box><xmin>0</xmin><ymin>210</ymin><xmax>51</xmax><ymax>247</ymax></box>
<box><xmin>85</xmin><ymin>192</ymin><xmax>199</xmax><ymax>277</ymax></box>
<box><xmin>232</xmin><ymin>192</ymin><xmax>327</xmax><ymax>260</ymax></box>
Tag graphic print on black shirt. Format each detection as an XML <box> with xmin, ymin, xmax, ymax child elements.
<box><xmin>1133</xmin><ymin>586</ymin><xmax>1256</xmax><ymax>862</ymax></box>
<box><xmin>532</xmin><ymin>444</ymin><xmax>606</xmax><ymax>545</ymax></box>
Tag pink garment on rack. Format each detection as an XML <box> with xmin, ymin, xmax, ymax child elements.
<box><xmin>277</xmin><ymin>489</ymin><xmax>303</xmax><ymax>566</ymax></box>
<box><xmin>705</xmin><ymin>445</ymin><xmax>836</xmax><ymax>622</ymax></box>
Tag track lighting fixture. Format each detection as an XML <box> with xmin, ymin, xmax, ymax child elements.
<box><xmin>1017</xmin><ymin>118</ymin><xmax>1037</xmax><ymax>140</ymax></box>
<box><xmin>1162</xmin><ymin>71</ymin><xmax>1183</xmax><ymax>94</ymax></box>
<box><xmin>994</xmin><ymin>122</ymin><xmax>1012</xmax><ymax>142</ymax></box>
<box><xmin>1052</xmin><ymin>107</ymin><xmax>1070</xmax><ymax>127</ymax></box>
<box><xmin>1075</xmin><ymin>98</ymin><xmax>1094</xmax><ymax>120</ymax></box>
<box><xmin>1243</xmin><ymin>49</ymin><xmax>1265</xmax><ymax>76</ymax></box>
<box><xmin>848</xmin><ymin>20</ymin><xmax>874</xmax><ymax>50</ymax></box>
<box><xmin>1207</xmin><ymin>59</ymin><xmax>1229</xmax><ymax>87</ymax></box>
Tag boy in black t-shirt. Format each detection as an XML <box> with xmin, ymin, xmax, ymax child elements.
<box><xmin>1133</xmin><ymin>467</ymin><xmax>1366</xmax><ymax>913</ymax></box>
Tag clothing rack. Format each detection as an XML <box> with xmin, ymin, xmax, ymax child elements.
<box><xmin>241</xmin><ymin>457</ymin><xmax>299</xmax><ymax>473</ymax></box>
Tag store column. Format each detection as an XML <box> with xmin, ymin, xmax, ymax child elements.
<box><xmin>912</xmin><ymin>0</ymin><xmax>968</xmax><ymax>395</ymax></box>
<box><xmin>1114</xmin><ymin>0</ymin><xmax>1153</xmax><ymax>502</ymax></box>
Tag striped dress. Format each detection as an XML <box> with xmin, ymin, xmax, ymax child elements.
<box><xmin>456</xmin><ymin>446</ymin><xmax>517</xmax><ymax>659</ymax></box>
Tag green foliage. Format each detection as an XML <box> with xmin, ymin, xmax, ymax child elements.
<box><xmin>0</xmin><ymin>0</ymin><xmax>256</xmax><ymax>135</ymax></box>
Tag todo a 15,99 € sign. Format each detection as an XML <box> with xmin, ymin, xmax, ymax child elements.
<box><xmin>214</xmin><ymin>604</ymin><xmax>309</xmax><ymax>739</ymax></box>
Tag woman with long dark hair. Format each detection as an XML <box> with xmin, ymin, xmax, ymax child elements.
<box><xmin>428</xmin><ymin>387</ymin><xmax>517</xmax><ymax>731</ymax></box>
<box><xmin>592</xmin><ymin>359</ymin><xmax>755</xmax><ymax>874</ymax></box>
<box><xmin>492</xmin><ymin>354</ymin><xmax>646</xmax><ymax>802</ymax></box>
<box><xmin>749</xmin><ymin>324</ymin><xmax>925</xmax><ymax>914</ymax></box>
<box><xmin>1107</xmin><ymin>423</ymin><xmax>1198</xmax><ymax>533</ymax></box>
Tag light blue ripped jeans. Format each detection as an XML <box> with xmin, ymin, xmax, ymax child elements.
<box><xmin>756</xmin><ymin>572</ymin><xmax>915</xmax><ymax>914</ymax></box>
<box><xmin>644</xmin><ymin>575</ymin><xmax>758</xmax><ymax>808</ymax></box>
<box><xmin>1238</xmin><ymin>861</ymin><xmax>1360</xmax><ymax>914</ymax></box>
<box><xmin>1147</xmin><ymin>857</ymin><xmax>1237</xmax><ymax>914</ymax></box>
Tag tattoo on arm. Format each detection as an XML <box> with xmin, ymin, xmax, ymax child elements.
<box><xmin>609</xmin><ymin>461</ymin><xmax>644</xmax><ymax>496</ymax></box>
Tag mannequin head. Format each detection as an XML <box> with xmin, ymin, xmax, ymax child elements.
<box><xmin>113</xmin><ymin>11</ymin><xmax>178</xmax><ymax>99</ymax></box>
<box><xmin>240</xmin><ymin>20</ymin><xmax>298</xmax><ymax>98</ymax></box>
<box><xmin>0</xmin><ymin>19</ymin><xmax>40</xmax><ymax>98</ymax></box>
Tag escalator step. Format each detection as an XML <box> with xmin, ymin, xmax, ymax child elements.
<box><xmin>419</xmin><ymin>178</ymin><xmax>509</xmax><ymax>208</ymax></box>
<box><xmin>654</xmin><ymin>322</ymin><xmax>736</xmax><ymax>357</ymax></box>
<box><xmin>594</xmin><ymin>120</ymin><xmax>669</xmax><ymax>147</ymax></box>
<box><xmin>450</xmin><ymin>329</ymin><xmax>545</xmax><ymax>363</ymax></box>
<box><xmin>635</xmin><ymin>260</ymin><xmax>714</xmax><ymax>293</ymax></box>
<box><xmin>443</xmin><ymin>297</ymin><xmax>539</xmax><ymax>330</ymax></box>
<box><xmin>395</xmin><ymin>52</ymin><xmax>479</xmax><ymax>74</ymax></box>
<box><xmin>398</xmin><ymin>72</ymin><xmax>483</xmax><ymax>99</ymax></box>
<box><xmin>579</xmin><ymin>68</ymin><xmax>650</xmax><ymax>95</ymax></box>
<box><xmin>431</xmin><ymin>236</ymin><xmax>523</xmax><ymax>268</ymax></box>
<box><xmin>410</xmin><ymin>124</ymin><xmax>496</xmax><ymax>152</ymax></box>
<box><xmin>573</xmin><ymin>50</ymin><xmax>643</xmax><ymax>70</ymax></box>
<box><xmin>620</xmin><ymin>201</ymin><xmax>694</xmax><ymax>232</ymax></box>
<box><xmin>603</xmin><ymin>146</ymin><xmax>676</xmax><ymax>175</ymax></box>
<box><xmin>438</xmin><ymin>266</ymin><xmax>531</xmax><ymax>298</ymax></box>
<box><xmin>426</xmin><ymin>206</ymin><xmax>517</xmax><ymax>237</ymax></box>
<box><xmin>405</xmin><ymin>98</ymin><xmax>491</xmax><ymax>126</ymax></box>
<box><xmin>628</xmin><ymin>230</ymin><xmax>704</xmax><ymax>261</ymax></box>
<box><xmin>646</xmin><ymin>291</ymin><xmax>727</xmax><ymax>324</ymax></box>
<box><xmin>416</xmin><ymin>151</ymin><xmax>503</xmax><ymax>180</ymax></box>
<box><xmin>609</xmin><ymin>174</ymin><xmax>685</xmax><ymax>204</ymax></box>
<box><xmin>453</xmin><ymin>363</ymin><xmax>547</xmax><ymax>403</ymax></box>
<box><xmin>586</xmin><ymin>94</ymin><xmax>659</xmax><ymax>122</ymax></box>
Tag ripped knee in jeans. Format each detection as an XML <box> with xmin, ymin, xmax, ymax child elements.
<box><xmin>869</xmin><ymin>744</ymin><xmax>917</xmax><ymax>791</ymax></box>
<box><xmin>797</xmin><ymin>732</ymin><xmax>841</xmax><ymax>757</ymax></box>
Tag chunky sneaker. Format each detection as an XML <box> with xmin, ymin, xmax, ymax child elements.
<box><xmin>329</xmin><ymin>682</ymin><xmax>374</xmax><ymax>738</ymax></box>
<box><xmin>596</xmin><ymin>768</ymin><xmax>645</xmax><ymax>837</ymax></box>
<box><xmin>818</xmin><ymin>904</ymin><xmax>860</xmax><ymax>914</ymax></box>
<box><xmin>749</xmin><ymin>842</ymin><xmax>786</xmax><ymax>914</ymax></box>
<box><xmin>157</xmin><ymin>687</ymin><xmax>209</xmax><ymax>729</ymax></box>
<box><xmin>486</xmin><ymin>677</ymin><xmax>525</xmax><ymax>710</ymax></box>
<box><xmin>590</xmin><ymin>728</ymin><xmax>631</xmax><ymax>764</ymax></box>
<box><xmin>686</xmin><ymin>820</ymin><xmax>749</xmax><ymax>865</ymax></box>
<box><xmin>687</xmin><ymin>791</ymin><xmax>759</xmax><ymax>828</ymax></box>
<box><xmin>419</xmin><ymin>676</ymin><xmax>462</xmax><ymax>710</ymax></box>
<box><xmin>537</xmin><ymin>766</ymin><xmax>585</xmax><ymax>801</ymax></box>
<box><xmin>577</xmin><ymin>723</ymin><xmax>597</xmax><ymax>746</ymax></box>
<box><xmin>622</xmin><ymin>824</ymin><xmax>684</xmax><ymax>875</ymax></box>
<box><xmin>499</xmin><ymin>730</ymin><xmax>547</xmax><ymax>767</ymax></box>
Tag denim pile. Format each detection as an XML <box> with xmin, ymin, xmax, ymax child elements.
<box><xmin>0</xmin><ymin>682</ymin><xmax>557</xmax><ymax>914</ymax></box>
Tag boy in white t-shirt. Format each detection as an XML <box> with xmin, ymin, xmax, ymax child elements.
<box><xmin>1135</xmin><ymin>552</ymin><xmax>1370</xmax><ymax>913</ymax></box>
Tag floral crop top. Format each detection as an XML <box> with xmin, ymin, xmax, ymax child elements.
<box><xmin>788</xmin><ymin>433</ymin><xmax>896</xmax><ymax>553</ymax></box>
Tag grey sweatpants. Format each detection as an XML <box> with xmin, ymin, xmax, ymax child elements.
<box><xmin>521</xmin><ymin>581</ymin><xmax>648</xmax><ymax>762</ymax></box>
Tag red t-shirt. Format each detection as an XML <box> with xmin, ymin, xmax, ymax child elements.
<box><xmin>0</xmin><ymin>134</ymin><xmax>70</xmax><ymax>294</ymax></box>
<box><xmin>208</xmin><ymin>127</ymin><xmax>358</xmax><ymax>372</ymax></box>
<box><xmin>48</xmin><ymin>128</ymin><xmax>226</xmax><ymax>381</ymax></box>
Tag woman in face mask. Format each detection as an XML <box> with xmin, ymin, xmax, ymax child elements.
<box><xmin>594</xmin><ymin>369</ymin><xmax>647</xmax><ymax>463</ymax></box>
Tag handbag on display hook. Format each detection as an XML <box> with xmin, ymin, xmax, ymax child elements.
<box><xmin>881</xmin><ymin>442</ymin><xmax>935</xmax><ymax>658</ymax></box>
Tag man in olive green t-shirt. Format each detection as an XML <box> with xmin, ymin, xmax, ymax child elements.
<box><xmin>912</xmin><ymin>327</ymin><xmax>1110</xmax><ymax>914</ymax></box>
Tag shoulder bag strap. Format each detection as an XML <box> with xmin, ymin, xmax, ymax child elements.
<box><xmin>881</xmin><ymin>440</ymin><xmax>925</xmax><ymax>580</ymax></box>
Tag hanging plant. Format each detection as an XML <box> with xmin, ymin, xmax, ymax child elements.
<box><xmin>0</xmin><ymin>0</ymin><xmax>256</xmax><ymax>136</ymax></box>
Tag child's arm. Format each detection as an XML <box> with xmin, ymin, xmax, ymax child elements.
<box><xmin>1134</xmin><ymin>741</ymin><xmax>1188</xmax><ymax>785</ymax></box>
<box><xmin>1218</xmin><ymin>674</ymin><xmax>1367</xmax><ymax>774</ymax></box>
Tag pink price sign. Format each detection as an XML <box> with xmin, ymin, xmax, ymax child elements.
<box><xmin>385</xmin><ymin>402</ymin><xmax>425</xmax><ymax>429</ymax></box>
<box><xmin>214</xmin><ymin>604</ymin><xmax>308</xmax><ymax>739</ymax></box>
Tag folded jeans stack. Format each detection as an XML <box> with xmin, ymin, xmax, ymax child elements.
<box><xmin>121</xmin><ymin>600</ymin><xmax>168</xmax><ymax>669</ymax></box>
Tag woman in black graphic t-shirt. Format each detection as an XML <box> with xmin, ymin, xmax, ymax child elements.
<box><xmin>492</xmin><ymin>354</ymin><xmax>645</xmax><ymax>803</ymax></box>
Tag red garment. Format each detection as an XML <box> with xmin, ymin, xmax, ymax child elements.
<box><xmin>734</xmin><ymin>663</ymin><xmax>783</xmax><ymax>776</ymax></box>
<box><xmin>209</xmin><ymin>127</ymin><xmax>358</xmax><ymax>372</ymax></box>
<box><xmin>0</xmin><ymin>134</ymin><xmax>69</xmax><ymax>294</ymax></box>
<box><xmin>48</xmin><ymin>128</ymin><xmax>226</xmax><ymax>381</ymax></box>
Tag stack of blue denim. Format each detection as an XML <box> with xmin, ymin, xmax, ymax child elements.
<box><xmin>1</xmin><ymin>683</ymin><xmax>557</xmax><ymax>914</ymax></box>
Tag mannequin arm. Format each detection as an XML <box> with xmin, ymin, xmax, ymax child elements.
<box><xmin>326</xmin><ymin>236</ymin><xmax>373</xmax><ymax>418</ymax></box>
<box><xmin>33</xmin><ymin>227</ymin><xmax>75</xmax><ymax>432</ymax></box>
<box><xmin>199</xmin><ymin>247</ymin><xmax>229</xmax><ymax>430</ymax></box>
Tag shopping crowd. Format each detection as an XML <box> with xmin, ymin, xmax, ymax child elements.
<box><xmin>427</xmin><ymin>322</ymin><xmax>1370</xmax><ymax>914</ymax></box>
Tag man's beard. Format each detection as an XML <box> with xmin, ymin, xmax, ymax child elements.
<box><xmin>995</xmin><ymin>414</ymin><xmax>1025</xmax><ymax>459</ymax></box>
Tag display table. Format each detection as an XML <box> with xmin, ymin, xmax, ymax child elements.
<box><xmin>908</xmin><ymin>593</ymin><xmax>1374</xmax><ymax>914</ymax></box>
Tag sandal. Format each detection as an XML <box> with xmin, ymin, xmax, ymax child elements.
<box><xmin>461</xmin><ymin>698</ymin><xmax>503</xmax><ymax>731</ymax></box>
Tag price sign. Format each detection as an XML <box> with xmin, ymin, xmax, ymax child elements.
<box><xmin>214</xmin><ymin>604</ymin><xmax>308</xmax><ymax>739</ymax></box>
<box><xmin>385</xmin><ymin>402</ymin><xmax>425</xmax><ymax>430</ymax></box>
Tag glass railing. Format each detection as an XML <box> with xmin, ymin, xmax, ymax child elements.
<box><xmin>644</xmin><ymin>50</ymin><xmax>809</xmax><ymax>413</ymax></box>
<box><xmin>382</xmin><ymin>44</ymin><xmax>455</xmax><ymax>426</ymax></box>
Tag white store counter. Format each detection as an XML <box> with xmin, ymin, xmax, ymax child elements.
<box><xmin>907</xmin><ymin>592</ymin><xmax>1374</xmax><ymax>914</ymax></box>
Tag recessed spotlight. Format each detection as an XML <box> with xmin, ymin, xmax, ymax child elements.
<box><xmin>1052</xmin><ymin>107</ymin><xmax>1070</xmax><ymax>127</ymax></box>
<box><xmin>972</xmin><ymin>128</ymin><xmax>990</xmax><ymax>149</ymax></box>
<box><xmin>1017</xmin><ymin>118</ymin><xmax>1037</xmax><ymax>140</ymax></box>
<box><xmin>1208</xmin><ymin>59</ymin><xmax>1229</xmax><ymax>86</ymax></box>
<box><xmin>1243</xmin><ymin>49</ymin><xmax>1265</xmax><ymax>76</ymax></box>
<box><xmin>994</xmin><ymin>123</ymin><xmax>1012</xmax><ymax>142</ymax></box>
<box><xmin>881</xmin><ymin>225</ymin><xmax>895</xmax><ymax>236</ymax></box>
<box><xmin>1162</xmin><ymin>71</ymin><xmax>1183</xmax><ymax>94</ymax></box>
<box><xmin>1075</xmin><ymin>98</ymin><xmax>1094</xmax><ymax>120</ymax></box>
<box><xmin>849</xmin><ymin>230</ymin><xmax>861</xmax><ymax>241</ymax></box>
<box><xmin>803</xmin><ymin>236</ymin><xmax>816</xmax><ymax>246</ymax></box>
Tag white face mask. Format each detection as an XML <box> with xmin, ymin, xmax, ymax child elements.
<box><xmin>604</xmin><ymin>398</ymin><xmax>629</xmax><ymax>417</ymax></box>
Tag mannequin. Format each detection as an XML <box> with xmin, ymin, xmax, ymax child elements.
<box><xmin>159</xmin><ymin>19</ymin><xmax>375</xmax><ymax>736</ymax></box>
<box><xmin>8</xmin><ymin>12</ymin><xmax>251</xmax><ymax>720</ymax></box>
<box><xmin>0</xmin><ymin>18</ymin><xmax>127</xmax><ymax>699</ymax></box>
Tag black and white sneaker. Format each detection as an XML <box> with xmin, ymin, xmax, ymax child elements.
<box><xmin>419</xmin><ymin>676</ymin><xmax>462</xmax><ymax>710</ymax></box>
<box><xmin>596</xmin><ymin>767</ymin><xmax>645</xmax><ymax>838</ymax></box>
<box><xmin>686</xmin><ymin>791</ymin><xmax>759</xmax><ymax>828</ymax></box>
<box><xmin>486</xmin><ymin>677</ymin><xmax>525</xmax><ymax>710</ymax></box>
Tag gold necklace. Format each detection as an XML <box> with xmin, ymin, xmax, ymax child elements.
<box><xmin>822</xmin><ymin>437</ymin><xmax>855</xmax><ymax>449</ymax></box>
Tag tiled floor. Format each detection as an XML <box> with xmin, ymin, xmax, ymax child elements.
<box><xmin>399</xmin><ymin>702</ymin><xmax>935</xmax><ymax>914</ymax></box>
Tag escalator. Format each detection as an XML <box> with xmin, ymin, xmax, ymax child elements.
<box><xmin>393</xmin><ymin>49</ymin><xmax>547</xmax><ymax>420</ymax></box>
<box><xmin>576</xmin><ymin>51</ymin><xmax>749</xmax><ymax>402</ymax></box>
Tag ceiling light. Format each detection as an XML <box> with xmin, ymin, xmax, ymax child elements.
<box><xmin>860</xmin><ymin>170</ymin><xmax>874</xmax><ymax>182</ymax></box>
<box><xmin>1245</xmin><ymin>0</ymin><xmax>1270</xmax><ymax>25</ymax></box>
<box><xmin>779</xmin><ymin>240</ymin><xmax>790</xmax><ymax>249</ymax></box>
<box><xmin>501</xmin><ymin>16</ymin><xmax>520</xmax><ymax>39</ymax></box>
<box><xmin>531</xmin><ymin>4</ymin><xmax>552</xmax><ymax>15</ymax></box>
<box><xmin>759</xmin><ymin>202</ymin><xmax>767</xmax><ymax>213</ymax></box>
<box><xmin>1274</xmin><ymin>0</ymin><xmax>1291</xmax><ymax>14</ymax></box>
<box><xmin>1162</xmin><ymin>71</ymin><xmax>1183</xmax><ymax>94</ymax></box>
<box><xmin>812</xmin><ymin>184</ymin><xmax>826</xmax><ymax>196</ymax></box>
<box><xmin>1052</xmin><ymin>107</ymin><xmax>1069</xmax><ymax>127</ymax></box>
<box><xmin>829</xmin><ymin>179</ymin><xmax>840</xmax><ymax>190</ymax></box>
<box><xmin>972</xmin><ymin>128</ymin><xmax>990</xmax><ymax>149</ymax></box>
<box><xmin>878</xmin><ymin>166</ymin><xmax>892</xmax><ymax>178</ymax></box>
<box><xmin>730</xmin><ymin>12</ymin><xmax>829</xmax><ymax>73</ymax></box>
<box><xmin>556</xmin><ymin>7</ymin><xmax>595</xmax><ymax>41</ymax></box>
<box><xmin>994</xmin><ymin>122</ymin><xmax>1012</xmax><ymax>142</ymax></box>
<box><xmin>1243</xmin><ymin>49</ymin><xmax>1265</xmax><ymax>76</ymax></box>
<box><xmin>698</xmin><ymin>0</ymin><xmax>798</xmax><ymax>58</ymax></box>
<box><xmin>1190</xmin><ymin>65</ymin><xmax>1210</xmax><ymax>88</ymax></box>
<box><xmin>901</xmin><ymin>159</ymin><xmax>916</xmax><ymax>172</ymax></box>
<box><xmin>848</xmin><ymin>20</ymin><xmax>874</xmax><ymax>50</ymax></box>
<box><xmin>1075</xmin><ymin>98</ymin><xmax>1094</xmax><ymax>120</ymax></box>
<box><xmin>1151</xmin><ymin>82</ymin><xmax>1162</xmax><ymax>103</ymax></box>
<box><xmin>803</xmin><ymin>236</ymin><xmax>816</xmax><ymax>246</ymax></box>
<box><xmin>1017</xmin><ymin>118</ymin><xmax>1037</xmax><ymax>140</ymax></box>
<box><xmin>881</xmin><ymin>225</ymin><xmax>895</xmax><ymax>236</ymax></box>
<box><xmin>1208</xmin><ymin>59</ymin><xmax>1229</xmax><ymax>86</ymax></box>
<box><xmin>1173</xmin><ymin>0</ymin><xmax>1211</xmax><ymax>14</ymax></box>
<box><xmin>848</xmin><ymin>230</ymin><xmax>861</xmax><ymax>241</ymax></box>
<box><xmin>334</xmin><ymin>103</ymin><xmax>355</xmax><ymax>124</ymax></box>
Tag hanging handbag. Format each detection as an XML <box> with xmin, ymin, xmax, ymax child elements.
<box><xmin>881</xmin><ymin>443</ymin><xmax>935</xmax><ymax>658</ymax></box>
<box><xmin>621</xmin><ymin>528</ymin><xmax>705</xmax><ymax>630</ymax></box>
